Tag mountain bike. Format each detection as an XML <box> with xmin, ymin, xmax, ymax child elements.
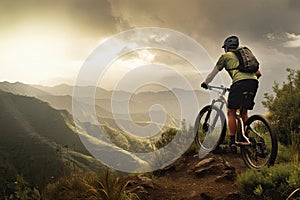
<box><xmin>194</xmin><ymin>85</ymin><xmax>278</xmax><ymax>169</ymax></box>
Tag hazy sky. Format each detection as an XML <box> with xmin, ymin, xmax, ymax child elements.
<box><xmin>1</xmin><ymin>0</ymin><xmax>300</xmax><ymax>93</ymax></box>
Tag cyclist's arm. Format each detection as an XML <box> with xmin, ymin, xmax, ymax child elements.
<box><xmin>203</xmin><ymin>66</ymin><xmax>220</xmax><ymax>84</ymax></box>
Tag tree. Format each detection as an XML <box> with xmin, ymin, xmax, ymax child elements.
<box><xmin>262</xmin><ymin>68</ymin><xmax>300</xmax><ymax>145</ymax></box>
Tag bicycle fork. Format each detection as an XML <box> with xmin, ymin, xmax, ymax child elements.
<box><xmin>202</xmin><ymin>106</ymin><xmax>213</xmax><ymax>132</ymax></box>
<box><xmin>203</xmin><ymin>100</ymin><xmax>224</xmax><ymax>132</ymax></box>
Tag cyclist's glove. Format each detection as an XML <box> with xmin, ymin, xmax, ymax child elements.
<box><xmin>201</xmin><ymin>82</ymin><xmax>208</xmax><ymax>89</ymax></box>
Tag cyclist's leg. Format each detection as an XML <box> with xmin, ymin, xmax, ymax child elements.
<box><xmin>241</xmin><ymin>79</ymin><xmax>258</xmax><ymax>121</ymax></box>
<box><xmin>242</xmin><ymin>109</ymin><xmax>248</xmax><ymax>122</ymax></box>
<box><xmin>227</xmin><ymin>108</ymin><xmax>237</xmax><ymax>138</ymax></box>
<box><xmin>227</xmin><ymin>81</ymin><xmax>242</xmax><ymax>139</ymax></box>
<box><xmin>227</xmin><ymin>108</ymin><xmax>238</xmax><ymax>153</ymax></box>
<box><xmin>243</xmin><ymin>79</ymin><xmax>259</xmax><ymax>111</ymax></box>
<box><xmin>227</xmin><ymin>81</ymin><xmax>245</xmax><ymax>153</ymax></box>
<box><xmin>231</xmin><ymin>79</ymin><xmax>258</xmax><ymax>122</ymax></box>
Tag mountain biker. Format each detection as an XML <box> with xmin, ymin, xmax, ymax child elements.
<box><xmin>201</xmin><ymin>35</ymin><xmax>261</xmax><ymax>153</ymax></box>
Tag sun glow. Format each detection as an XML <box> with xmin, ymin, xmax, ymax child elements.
<box><xmin>2</xmin><ymin>34</ymin><xmax>67</xmax><ymax>67</ymax></box>
<box><xmin>0</xmin><ymin>26</ymin><xmax>74</xmax><ymax>84</ymax></box>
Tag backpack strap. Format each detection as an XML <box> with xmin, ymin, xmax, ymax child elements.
<box><xmin>225</xmin><ymin>67</ymin><xmax>238</xmax><ymax>71</ymax></box>
<box><xmin>225</xmin><ymin>48</ymin><xmax>243</xmax><ymax>71</ymax></box>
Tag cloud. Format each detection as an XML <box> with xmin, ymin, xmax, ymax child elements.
<box><xmin>3</xmin><ymin>0</ymin><xmax>298</xmax><ymax>52</ymax></box>
<box><xmin>1</xmin><ymin>0</ymin><xmax>299</xmax><ymax>88</ymax></box>
<box><xmin>285</xmin><ymin>33</ymin><xmax>300</xmax><ymax>40</ymax></box>
<box><xmin>265</xmin><ymin>32</ymin><xmax>300</xmax><ymax>48</ymax></box>
<box><xmin>71</xmin><ymin>0</ymin><xmax>300</xmax><ymax>93</ymax></box>
<box><xmin>110</xmin><ymin>1</ymin><xmax>298</xmax><ymax>48</ymax></box>
<box><xmin>266</xmin><ymin>33</ymin><xmax>276</xmax><ymax>41</ymax></box>
<box><xmin>283</xmin><ymin>33</ymin><xmax>300</xmax><ymax>48</ymax></box>
<box><xmin>0</xmin><ymin>0</ymin><xmax>119</xmax><ymax>37</ymax></box>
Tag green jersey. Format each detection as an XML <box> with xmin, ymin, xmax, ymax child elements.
<box><xmin>216</xmin><ymin>52</ymin><xmax>257</xmax><ymax>83</ymax></box>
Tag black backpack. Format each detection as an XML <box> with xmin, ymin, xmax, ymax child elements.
<box><xmin>230</xmin><ymin>47</ymin><xmax>259</xmax><ymax>73</ymax></box>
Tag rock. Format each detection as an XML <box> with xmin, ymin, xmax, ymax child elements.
<box><xmin>222</xmin><ymin>160</ymin><xmax>235</xmax><ymax>170</ymax></box>
<box><xmin>200</xmin><ymin>192</ymin><xmax>213</xmax><ymax>200</ymax></box>
<box><xmin>160</xmin><ymin>156</ymin><xmax>186</xmax><ymax>172</ymax></box>
<box><xmin>224</xmin><ymin>192</ymin><xmax>241</xmax><ymax>200</ymax></box>
<box><xmin>215</xmin><ymin>170</ymin><xmax>236</xmax><ymax>182</ymax></box>
<box><xmin>184</xmin><ymin>190</ymin><xmax>197</xmax><ymax>199</ymax></box>
<box><xmin>195</xmin><ymin>164</ymin><xmax>223</xmax><ymax>177</ymax></box>
<box><xmin>137</xmin><ymin>174</ymin><xmax>154</xmax><ymax>188</ymax></box>
<box><xmin>195</xmin><ymin>157</ymin><xmax>216</xmax><ymax>169</ymax></box>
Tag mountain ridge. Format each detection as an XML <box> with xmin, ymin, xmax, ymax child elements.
<box><xmin>0</xmin><ymin>90</ymin><xmax>153</xmax><ymax>189</ymax></box>
<box><xmin>0</xmin><ymin>81</ymin><xmax>209</xmax><ymax>125</ymax></box>
<box><xmin>0</xmin><ymin>90</ymin><xmax>103</xmax><ymax>189</ymax></box>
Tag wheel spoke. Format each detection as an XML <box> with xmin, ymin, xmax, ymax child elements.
<box><xmin>195</xmin><ymin>106</ymin><xmax>226</xmax><ymax>152</ymax></box>
<box><xmin>242</xmin><ymin>115</ymin><xmax>277</xmax><ymax>169</ymax></box>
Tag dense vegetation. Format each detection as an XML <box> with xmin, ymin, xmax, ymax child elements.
<box><xmin>0</xmin><ymin>91</ymin><xmax>105</xmax><ymax>199</ymax></box>
<box><xmin>262</xmin><ymin>68</ymin><xmax>300</xmax><ymax>165</ymax></box>
<box><xmin>263</xmin><ymin>68</ymin><xmax>300</xmax><ymax>147</ymax></box>
<box><xmin>238</xmin><ymin>68</ymin><xmax>300</xmax><ymax>199</ymax></box>
<box><xmin>238</xmin><ymin>164</ymin><xmax>299</xmax><ymax>200</ymax></box>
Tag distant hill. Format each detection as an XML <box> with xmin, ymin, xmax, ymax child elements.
<box><xmin>0</xmin><ymin>82</ymin><xmax>214</xmax><ymax>143</ymax></box>
<box><xmin>33</xmin><ymin>84</ymin><xmax>74</xmax><ymax>96</ymax></box>
<box><xmin>0</xmin><ymin>82</ymin><xmax>111</xmax><ymax>117</ymax></box>
<box><xmin>0</xmin><ymin>81</ymin><xmax>50</xmax><ymax>97</ymax></box>
<box><xmin>0</xmin><ymin>90</ymin><xmax>150</xmax><ymax>189</ymax></box>
<box><xmin>0</xmin><ymin>81</ymin><xmax>209</xmax><ymax>129</ymax></box>
<box><xmin>0</xmin><ymin>82</ymin><xmax>213</xmax><ymax>194</ymax></box>
<box><xmin>32</xmin><ymin>83</ymin><xmax>209</xmax><ymax>124</ymax></box>
<box><xmin>0</xmin><ymin>91</ymin><xmax>103</xmax><ymax>188</ymax></box>
<box><xmin>33</xmin><ymin>84</ymin><xmax>112</xmax><ymax>98</ymax></box>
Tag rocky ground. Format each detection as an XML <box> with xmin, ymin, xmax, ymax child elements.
<box><xmin>126</xmin><ymin>152</ymin><xmax>249</xmax><ymax>200</ymax></box>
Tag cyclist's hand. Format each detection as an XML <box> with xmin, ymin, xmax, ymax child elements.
<box><xmin>201</xmin><ymin>82</ymin><xmax>208</xmax><ymax>89</ymax></box>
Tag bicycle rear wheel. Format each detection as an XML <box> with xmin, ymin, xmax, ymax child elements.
<box><xmin>194</xmin><ymin>105</ymin><xmax>226</xmax><ymax>152</ymax></box>
<box><xmin>241</xmin><ymin>115</ymin><xmax>278</xmax><ymax>169</ymax></box>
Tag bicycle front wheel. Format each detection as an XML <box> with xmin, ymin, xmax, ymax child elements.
<box><xmin>194</xmin><ymin>105</ymin><xmax>226</xmax><ymax>152</ymax></box>
<box><xmin>241</xmin><ymin>115</ymin><xmax>278</xmax><ymax>169</ymax></box>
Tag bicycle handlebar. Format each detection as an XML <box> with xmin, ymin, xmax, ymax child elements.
<box><xmin>207</xmin><ymin>85</ymin><xmax>230</xmax><ymax>92</ymax></box>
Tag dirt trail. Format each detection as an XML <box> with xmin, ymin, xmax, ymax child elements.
<box><xmin>127</xmin><ymin>152</ymin><xmax>249</xmax><ymax>200</ymax></box>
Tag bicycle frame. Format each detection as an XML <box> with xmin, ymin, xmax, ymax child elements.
<box><xmin>206</xmin><ymin>85</ymin><xmax>250</xmax><ymax>146</ymax></box>
<box><xmin>207</xmin><ymin>85</ymin><xmax>228</xmax><ymax>109</ymax></box>
<box><xmin>204</xmin><ymin>85</ymin><xmax>227</xmax><ymax>132</ymax></box>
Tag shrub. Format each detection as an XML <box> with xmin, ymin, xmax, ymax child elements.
<box><xmin>154</xmin><ymin>127</ymin><xmax>178</xmax><ymax>149</ymax></box>
<box><xmin>238</xmin><ymin>164</ymin><xmax>300</xmax><ymax>200</ymax></box>
<box><xmin>43</xmin><ymin>170</ymin><xmax>139</xmax><ymax>200</ymax></box>
<box><xmin>155</xmin><ymin>120</ymin><xmax>196</xmax><ymax>154</ymax></box>
<box><xmin>92</xmin><ymin>170</ymin><xmax>139</xmax><ymax>200</ymax></box>
<box><xmin>43</xmin><ymin>174</ymin><xmax>101</xmax><ymax>200</ymax></box>
<box><xmin>263</xmin><ymin>68</ymin><xmax>300</xmax><ymax>146</ymax></box>
<box><xmin>1</xmin><ymin>174</ymin><xmax>41</xmax><ymax>200</ymax></box>
<box><xmin>277</xmin><ymin>142</ymin><xmax>293</xmax><ymax>162</ymax></box>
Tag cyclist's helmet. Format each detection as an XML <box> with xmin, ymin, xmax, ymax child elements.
<box><xmin>222</xmin><ymin>36</ymin><xmax>239</xmax><ymax>49</ymax></box>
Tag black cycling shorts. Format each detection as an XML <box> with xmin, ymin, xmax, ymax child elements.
<box><xmin>228</xmin><ymin>79</ymin><xmax>258</xmax><ymax>110</ymax></box>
